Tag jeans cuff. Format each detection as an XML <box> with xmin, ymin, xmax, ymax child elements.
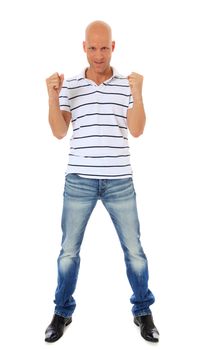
<box><xmin>133</xmin><ymin>310</ymin><xmax>152</xmax><ymax>317</ymax></box>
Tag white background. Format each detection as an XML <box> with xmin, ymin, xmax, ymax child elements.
<box><xmin>0</xmin><ymin>0</ymin><xmax>203</xmax><ymax>348</ymax></box>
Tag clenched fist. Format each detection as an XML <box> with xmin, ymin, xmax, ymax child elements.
<box><xmin>128</xmin><ymin>72</ymin><xmax>143</xmax><ymax>99</ymax></box>
<box><xmin>46</xmin><ymin>72</ymin><xmax>64</xmax><ymax>99</ymax></box>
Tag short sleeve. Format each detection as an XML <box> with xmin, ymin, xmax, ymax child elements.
<box><xmin>128</xmin><ymin>93</ymin><xmax>134</xmax><ymax>109</ymax></box>
<box><xmin>59</xmin><ymin>80</ymin><xmax>70</xmax><ymax>112</ymax></box>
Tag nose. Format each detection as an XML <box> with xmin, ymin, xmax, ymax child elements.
<box><xmin>95</xmin><ymin>49</ymin><xmax>103</xmax><ymax>60</ymax></box>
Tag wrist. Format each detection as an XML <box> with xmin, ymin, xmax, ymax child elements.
<box><xmin>131</xmin><ymin>90</ymin><xmax>142</xmax><ymax>98</ymax></box>
<box><xmin>132</xmin><ymin>95</ymin><xmax>143</xmax><ymax>102</ymax></box>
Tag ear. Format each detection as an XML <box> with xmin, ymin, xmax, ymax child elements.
<box><xmin>83</xmin><ymin>41</ymin><xmax>86</xmax><ymax>52</ymax></box>
<box><xmin>112</xmin><ymin>41</ymin><xmax>115</xmax><ymax>52</ymax></box>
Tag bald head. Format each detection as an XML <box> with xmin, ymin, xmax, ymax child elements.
<box><xmin>83</xmin><ymin>21</ymin><xmax>115</xmax><ymax>77</ymax></box>
<box><xmin>85</xmin><ymin>21</ymin><xmax>112</xmax><ymax>41</ymax></box>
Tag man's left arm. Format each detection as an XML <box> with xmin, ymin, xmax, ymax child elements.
<box><xmin>127</xmin><ymin>72</ymin><xmax>146</xmax><ymax>137</ymax></box>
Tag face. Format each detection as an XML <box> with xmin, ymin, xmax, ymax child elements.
<box><xmin>83</xmin><ymin>30</ymin><xmax>115</xmax><ymax>74</ymax></box>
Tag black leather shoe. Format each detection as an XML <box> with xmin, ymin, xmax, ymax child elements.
<box><xmin>45</xmin><ymin>314</ymin><xmax>72</xmax><ymax>343</ymax></box>
<box><xmin>134</xmin><ymin>314</ymin><xmax>159</xmax><ymax>342</ymax></box>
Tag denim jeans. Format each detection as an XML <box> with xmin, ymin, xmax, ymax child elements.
<box><xmin>54</xmin><ymin>173</ymin><xmax>155</xmax><ymax>318</ymax></box>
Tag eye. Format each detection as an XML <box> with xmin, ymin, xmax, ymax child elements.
<box><xmin>88</xmin><ymin>47</ymin><xmax>96</xmax><ymax>51</ymax></box>
<box><xmin>101</xmin><ymin>47</ymin><xmax>109</xmax><ymax>51</ymax></box>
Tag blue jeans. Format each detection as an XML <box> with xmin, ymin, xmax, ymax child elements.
<box><xmin>54</xmin><ymin>174</ymin><xmax>155</xmax><ymax>318</ymax></box>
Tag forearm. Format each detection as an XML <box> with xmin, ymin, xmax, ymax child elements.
<box><xmin>127</xmin><ymin>99</ymin><xmax>146</xmax><ymax>137</ymax></box>
<box><xmin>48</xmin><ymin>98</ymin><xmax>68</xmax><ymax>139</ymax></box>
<box><xmin>127</xmin><ymin>72</ymin><xmax>147</xmax><ymax>137</ymax></box>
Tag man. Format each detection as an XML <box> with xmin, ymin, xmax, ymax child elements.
<box><xmin>45</xmin><ymin>20</ymin><xmax>159</xmax><ymax>343</ymax></box>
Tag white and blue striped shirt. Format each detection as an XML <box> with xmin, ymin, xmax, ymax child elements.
<box><xmin>59</xmin><ymin>68</ymin><xmax>134</xmax><ymax>179</ymax></box>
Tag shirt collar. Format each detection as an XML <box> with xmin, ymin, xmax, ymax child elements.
<box><xmin>76</xmin><ymin>67</ymin><xmax>123</xmax><ymax>82</ymax></box>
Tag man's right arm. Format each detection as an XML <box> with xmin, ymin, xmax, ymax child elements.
<box><xmin>46</xmin><ymin>73</ymin><xmax>71</xmax><ymax>139</ymax></box>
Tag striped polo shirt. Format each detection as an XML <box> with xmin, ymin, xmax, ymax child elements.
<box><xmin>59</xmin><ymin>68</ymin><xmax>134</xmax><ymax>179</ymax></box>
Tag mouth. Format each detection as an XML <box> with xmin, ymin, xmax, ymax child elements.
<box><xmin>94</xmin><ymin>61</ymin><xmax>104</xmax><ymax>65</ymax></box>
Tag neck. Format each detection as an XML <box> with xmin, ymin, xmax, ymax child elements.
<box><xmin>85</xmin><ymin>67</ymin><xmax>113</xmax><ymax>85</ymax></box>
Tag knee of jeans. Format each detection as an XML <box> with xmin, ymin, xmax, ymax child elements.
<box><xmin>126</xmin><ymin>249</ymin><xmax>147</xmax><ymax>272</ymax></box>
<box><xmin>61</xmin><ymin>233</ymin><xmax>82</xmax><ymax>254</ymax></box>
<box><xmin>60</xmin><ymin>244</ymin><xmax>80</xmax><ymax>258</ymax></box>
<box><xmin>132</xmin><ymin>257</ymin><xmax>147</xmax><ymax>274</ymax></box>
<box><xmin>58</xmin><ymin>249</ymin><xmax>80</xmax><ymax>272</ymax></box>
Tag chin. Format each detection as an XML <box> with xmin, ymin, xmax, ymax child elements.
<box><xmin>94</xmin><ymin>65</ymin><xmax>107</xmax><ymax>74</ymax></box>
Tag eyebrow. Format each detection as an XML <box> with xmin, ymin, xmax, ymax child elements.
<box><xmin>88</xmin><ymin>46</ymin><xmax>110</xmax><ymax>49</ymax></box>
